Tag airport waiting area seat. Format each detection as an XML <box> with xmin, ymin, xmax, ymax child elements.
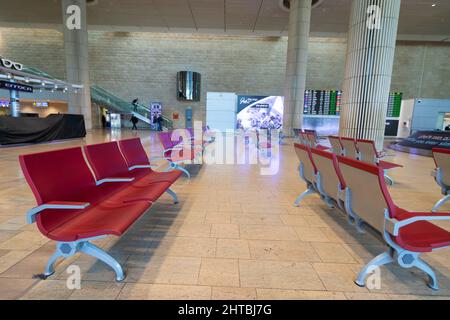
<box><xmin>338</xmin><ymin>156</ymin><xmax>450</xmax><ymax>291</ymax></box>
<box><xmin>157</xmin><ymin>130</ymin><xmax>204</xmax><ymax>179</ymax></box>
<box><xmin>19</xmin><ymin>138</ymin><xmax>181</xmax><ymax>282</ymax></box>
<box><xmin>431</xmin><ymin>148</ymin><xmax>450</xmax><ymax>212</ymax></box>
<box><xmin>327</xmin><ymin>136</ymin><xmax>402</xmax><ymax>185</ymax></box>
<box><xmin>328</xmin><ymin>135</ymin><xmax>344</xmax><ymax>155</ymax></box>
<box><xmin>356</xmin><ymin>138</ymin><xmax>403</xmax><ymax>185</ymax></box>
<box><xmin>293</xmin><ymin>144</ymin><xmax>450</xmax><ymax>290</ymax></box>
<box><xmin>296</xmin><ymin>130</ymin><xmax>328</xmax><ymax>151</ymax></box>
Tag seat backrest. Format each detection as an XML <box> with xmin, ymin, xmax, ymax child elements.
<box><xmin>328</xmin><ymin>136</ymin><xmax>343</xmax><ymax>155</ymax></box>
<box><xmin>341</xmin><ymin>137</ymin><xmax>359</xmax><ymax>159</ymax></box>
<box><xmin>19</xmin><ymin>147</ymin><xmax>97</xmax><ymax>205</ymax></box>
<box><xmin>19</xmin><ymin>147</ymin><xmax>101</xmax><ymax>234</ymax></box>
<box><xmin>311</xmin><ymin>148</ymin><xmax>346</xmax><ymax>201</ymax></box>
<box><xmin>118</xmin><ymin>138</ymin><xmax>150</xmax><ymax>168</ymax></box>
<box><xmin>337</xmin><ymin>156</ymin><xmax>396</xmax><ymax>233</ymax></box>
<box><xmin>356</xmin><ymin>139</ymin><xmax>378</xmax><ymax>164</ymax></box>
<box><xmin>84</xmin><ymin>141</ymin><xmax>129</xmax><ymax>180</ymax></box>
<box><xmin>432</xmin><ymin>148</ymin><xmax>450</xmax><ymax>187</ymax></box>
<box><xmin>293</xmin><ymin>143</ymin><xmax>317</xmax><ymax>183</ymax></box>
<box><xmin>305</xmin><ymin>131</ymin><xmax>317</xmax><ymax>147</ymax></box>
<box><xmin>299</xmin><ymin>132</ymin><xmax>310</xmax><ymax>146</ymax></box>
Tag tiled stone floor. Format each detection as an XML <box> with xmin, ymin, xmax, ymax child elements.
<box><xmin>0</xmin><ymin>129</ymin><xmax>449</xmax><ymax>300</ymax></box>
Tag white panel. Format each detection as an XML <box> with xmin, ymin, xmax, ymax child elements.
<box><xmin>206</xmin><ymin>92</ymin><xmax>237</xmax><ymax>132</ymax></box>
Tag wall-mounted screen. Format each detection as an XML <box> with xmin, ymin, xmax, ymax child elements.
<box><xmin>236</xmin><ymin>95</ymin><xmax>284</xmax><ymax>130</ymax></box>
<box><xmin>177</xmin><ymin>71</ymin><xmax>201</xmax><ymax>101</ymax></box>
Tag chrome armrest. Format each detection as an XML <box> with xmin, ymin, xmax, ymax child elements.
<box><xmin>27</xmin><ymin>201</ymin><xmax>90</xmax><ymax>224</ymax></box>
<box><xmin>96</xmin><ymin>177</ymin><xmax>135</xmax><ymax>186</ymax></box>
<box><xmin>128</xmin><ymin>165</ymin><xmax>158</xmax><ymax>171</ymax></box>
<box><xmin>385</xmin><ymin>214</ymin><xmax>450</xmax><ymax>236</ymax></box>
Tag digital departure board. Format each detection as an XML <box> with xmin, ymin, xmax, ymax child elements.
<box><xmin>387</xmin><ymin>92</ymin><xmax>402</xmax><ymax>117</ymax></box>
<box><xmin>303</xmin><ymin>90</ymin><xmax>342</xmax><ymax>115</ymax></box>
<box><xmin>304</xmin><ymin>90</ymin><xmax>402</xmax><ymax>117</ymax></box>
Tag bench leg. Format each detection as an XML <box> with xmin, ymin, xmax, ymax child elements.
<box><xmin>412</xmin><ymin>256</ymin><xmax>439</xmax><ymax>290</ymax></box>
<box><xmin>79</xmin><ymin>242</ymin><xmax>126</xmax><ymax>282</ymax></box>
<box><xmin>355</xmin><ymin>250</ymin><xmax>394</xmax><ymax>287</ymax></box>
<box><xmin>40</xmin><ymin>251</ymin><xmax>63</xmax><ymax>279</ymax></box>
<box><xmin>166</xmin><ymin>188</ymin><xmax>179</xmax><ymax>204</ymax></box>
<box><xmin>167</xmin><ymin>162</ymin><xmax>191</xmax><ymax>179</ymax></box>
<box><xmin>384</xmin><ymin>171</ymin><xmax>394</xmax><ymax>186</ymax></box>
<box><xmin>294</xmin><ymin>187</ymin><xmax>314</xmax><ymax>207</ymax></box>
<box><xmin>432</xmin><ymin>194</ymin><xmax>450</xmax><ymax>212</ymax></box>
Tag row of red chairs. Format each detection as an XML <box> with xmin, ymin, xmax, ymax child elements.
<box><xmin>20</xmin><ymin>138</ymin><xmax>182</xmax><ymax>281</ymax></box>
<box><xmin>296</xmin><ymin>129</ymin><xmax>329</xmax><ymax>151</ymax></box>
<box><xmin>294</xmin><ymin>143</ymin><xmax>450</xmax><ymax>290</ymax></box>
<box><xmin>157</xmin><ymin>127</ymin><xmax>210</xmax><ymax>178</ymax></box>
<box><xmin>328</xmin><ymin>136</ymin><xmax>402</xmax><ymax>185</ymax></box>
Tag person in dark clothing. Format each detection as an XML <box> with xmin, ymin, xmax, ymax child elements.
<box><xmin>101</xmin><ymin>114</ymin><xmax>106</xmax><ymax>129</ymax></box>
<box><xmin>131</xmin><ymin>115</ymin><xmax>139</xmax><ymax>130</ymax></box>
<box><xmin>157</xmin><ymin>114</ymin><xmax>163</xmax><ymax>131</ymax></box>
<box><xmin>132</xmin><ymin>98</ymin><xmax>139</xmax><ymax>112</ymax></box>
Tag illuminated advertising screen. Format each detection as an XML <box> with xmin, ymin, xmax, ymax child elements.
<box><xmin>236</xmin><ymin>95</ymin><xmax>284</xmax><ymax>130</ymax></box>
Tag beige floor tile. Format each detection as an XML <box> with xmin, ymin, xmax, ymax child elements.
<box><xmin>212</xmin><ymin>287</ymin><xmax>257</xmax><ymax>300</ymax></box>
<box><xmin>20</xmin><ymin>280</ymin><xmax>74</xmax><ymax>300</ymax></box>
<box><xmin>125</xmin><ymin>255</ymin><xmax>201</xmax><ymax>285</ymax></box>
<box><xmin>205</xmin><ymin>212</ymin><xmax>231</xmax><ymax>224</ymax></box>
<box><xmin>230</xmin><ymin>214</ymin><xmax>284</xmax><ymax>226</ymax></box>
<box><xmin>211</xmin><ymin>224</ymin><xmax>240</xmax><ymax>239</ymax></box>
<box><xmin>279</xmin><ymin>215</ymin><xmax>309</xmax><ymax>226</ymax></box>
<box><xmin>216</xmin><ymin>239</ymin><xmax>250</xmax><ymax>259</ymax></box>
<box><xmin>0</xmin><ymin>250</ymin><xmax>32</xmax><ymax>274</ymax></box>
<box><xmin>68</xmin><ymin>281</ymin><xmax>125</xmax><ymax>300</ymax></box>
<box><xmin>118</xmin><ymin>283</ymin><xmax>212</xmax><ymax>300</ymax></box>
<box><xmin>239</xmin><ymin>225</ymin><xmax>299</xmax><ymax>241</ymax></box>
<box><xmin>248</xmin><ymin>240</ymin><xmax>321</xmax><ymax>262</ymax></box>
<box><xmin>239</xmin><ymin>260</ymin><xmax>325</xmax><ymax>290</ymax></box>
<box><xmin>198</xmin><ymin>258</ymin><xmax>240</xmax><ymax>287</ymax></box>
<box><xmin>0</xmin><ymin>278</ymin><xmax>38</xmax><ymax>299</ymax></box>
<box><xmin>311</xmin><ymin>242</ymin><xmax>357</xmax><ymax>263</ymax></box>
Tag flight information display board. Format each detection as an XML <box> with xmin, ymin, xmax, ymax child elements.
<box><xmin>304</xmin><ymin>90</ymin><xmax>402</xmax><ymax>117</ymax></box>
<box><xmin>387</xmin><ymin>92</ymin><xmax>402</xmax><ymax>117</ymax></box>
<box><xmin>303</xmin><ymin>90</ymin><xmax>342</xmax><ymax>115</ymax></box>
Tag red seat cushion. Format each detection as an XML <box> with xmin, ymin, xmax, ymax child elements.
<box><xmin>133</xmin><ymin>170</ymin><xmax>183</xmax><ymax>185</ymax></box>
<box><xmin>378</xmin><ymin>160</ymin><xmax>403</xmax><ymax>170</ymax></box>
<box><xmin>46</xmin><ymin>201</ymin><xmax>151</xmax><ymax>242</ymax></box>
<box><xmin>394</xmin><ymin>207</ymin><xmax>450</xmax><ymax>252</ymax></box>
<box><xmin>112</xmin><ymin>181</ymin><xmax>172</xmax><ymax>203</ymax></box>
<box><xmin>119</xmin><ymin>138</ymin><xmax>151</xmax><ymax>167</ymax></box>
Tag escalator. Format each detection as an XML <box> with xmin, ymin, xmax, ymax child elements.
<box><xmin>90</xmin><ymin>85</ymin><xmax>173</xmax><ymax>130</ymax></box>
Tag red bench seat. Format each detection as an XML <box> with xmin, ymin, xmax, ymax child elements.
<box><xmin>20</xmin><ymin>138</ymin><xmax>181</xmax><ymax>282</ymax></box>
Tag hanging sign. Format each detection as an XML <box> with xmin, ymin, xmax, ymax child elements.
<box><xmin>0</xmin><ymin>80</ymin><xmax>33</xmax><ymax>93</ymax></box>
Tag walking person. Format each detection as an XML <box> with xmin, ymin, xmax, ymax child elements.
<box><xmin>101</xmin><ymin>114</ymin><xmax>106</xmax><ymax>129</ymax></box>
<box><xmin>157</xmin><ymin>114</ymin><xmax>163</xmax><ymax>131</ymax></box>
<box><xmin>130</xmin><ymin>115</ymin><xmax>139</xmax><ymax>130</ymax></box>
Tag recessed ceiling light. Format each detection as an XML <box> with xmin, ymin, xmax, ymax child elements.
<box><xmin>432</xmin><ymin>3</ymin><xmax>437</xmax><ymax>7</ymax></box>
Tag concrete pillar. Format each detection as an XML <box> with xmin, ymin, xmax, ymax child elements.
<box><xmin>61</xmin><ymin>0</ymin><xmax>93</xmax><ymax>130</ymax></box>
<box><xmin>339</xmin><ymin>0</ymin><xmax>401</xmax><ymax>150</ymax></box>
<box><xmin>282</xmin><ymin>0</ymin><xmax>311</xmax><ymax>137</ymax></box>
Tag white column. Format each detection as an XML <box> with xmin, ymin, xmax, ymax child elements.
<box><xmin>61</xmin><ymin>0</ymin><xmax>93</xmax><ymax>130</ymax></box>
<box><xmin>339</xmin><ymin>0</ymin><xmax>401</xmax><ymax>150</ymax></box>
<box><xmin>282</xmin><ymin>0</ymin><xmax>311</xmax><ymax>137</ymax></box>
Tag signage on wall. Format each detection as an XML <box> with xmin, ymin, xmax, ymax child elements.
<box><xmin>0</xmin><ymin>80</ymin><xmax>33</xmax><ymax>93</ymax></box>
<box><xmin>33</xmin><ymin>101</ymin><xmax>49</xmax><ymax>108</ymax></box>
<box><xmin>172</xmin><ymin>112</ymin><xmax>179</xmax><ymax>120</ymax></box>
<box><xmin>0</xmin><ymin>57</ymin><xmax>23</xmax><ymax>71</ymax></box>
<box><xmin>150</xmin><ymin>102</ymin><xmax>163</xmax><ymax>122</ymax></box>
<box><xmin>236</xmin><ymin>95</ymin><xmax>284</xmax><ymax>130</ymax></box>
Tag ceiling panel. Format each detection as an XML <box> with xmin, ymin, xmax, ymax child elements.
<box><xmin>0</xmin><ymin>0</ymin><xmax>448</xmax><ymax>39</ymax></box>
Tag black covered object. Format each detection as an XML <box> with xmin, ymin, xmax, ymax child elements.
<box><xmin>396</xmin><ymin>130</ymin><xmax>450</xmax><ymax>150</ymax></box>
<box><xmin>0</xmin><ymin>114</ymin><xmax>86</xmax><ymax>145</ymax></box>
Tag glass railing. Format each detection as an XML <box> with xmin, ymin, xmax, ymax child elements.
<box><xmin>90</xmin><ymin>85</ymin><xmax>173</xmax><ymax>130</ymax></box>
